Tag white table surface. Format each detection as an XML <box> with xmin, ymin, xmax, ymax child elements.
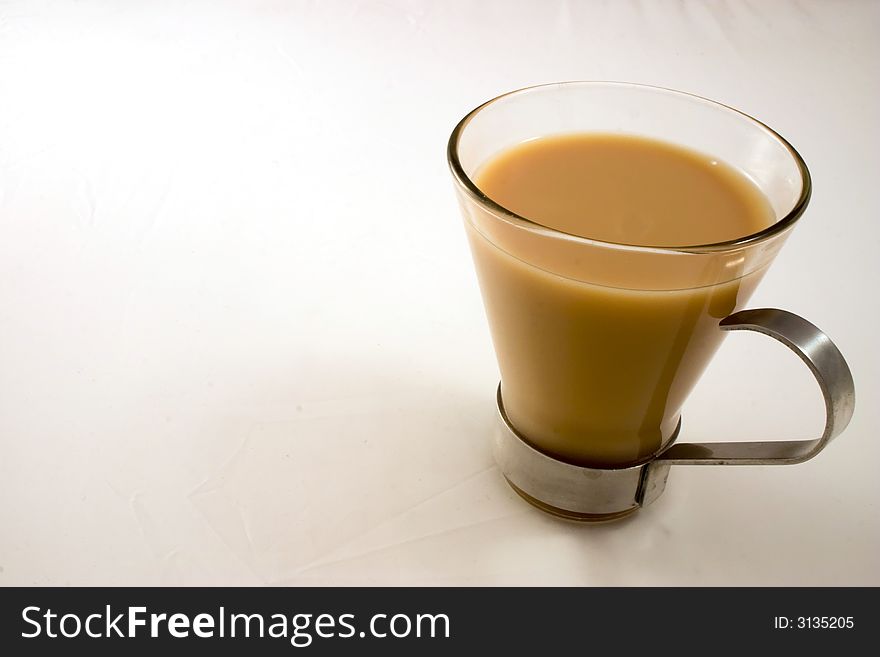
<box><xmin>1</xmin><ymin>0</ymin><xmax>877</xmax><ymax>586</ymax></box>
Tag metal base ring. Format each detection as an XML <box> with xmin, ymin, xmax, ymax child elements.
<box><xmin>493</xmin><ymin>385</ymin><xmax>674</xmax><ymax>521</ymax></box>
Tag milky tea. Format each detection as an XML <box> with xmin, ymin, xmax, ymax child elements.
<box><xmin>467</xmin><ymin>134</ymin><xmax>774</xmax><ymax>467</ymax></box>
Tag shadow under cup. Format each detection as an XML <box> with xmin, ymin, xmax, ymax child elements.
<box><xmin>448</xmin><ymin>82</ymin><xmax>810</xmax><ymax>470</ymax></box>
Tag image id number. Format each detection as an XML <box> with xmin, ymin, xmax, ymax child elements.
<box><xmin>774</xmin><ymin>617</ymin><xmax>854</xmax><ymax>629</ymax></box>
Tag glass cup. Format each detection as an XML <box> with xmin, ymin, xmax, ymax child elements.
<box><xmin>448</xmin><ymin>82</ymin><xmax>854</xmax><ymax>521</ymax></box>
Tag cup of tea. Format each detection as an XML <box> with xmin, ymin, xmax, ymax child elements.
<box><xmin>448</xmin><ymin>82</ymin><xmax>855</xmax><ymax>521</ymax></box>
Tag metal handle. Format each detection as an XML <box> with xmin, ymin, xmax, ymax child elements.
<box><xmin>657</xmin><ymin>308</ymin><xmax>855</xmax><ymax>466</ymax></box>
<box><xmin>493</xmin><ymin>307</ymin><xmax>856</xmax><ymax>515</ymax></box>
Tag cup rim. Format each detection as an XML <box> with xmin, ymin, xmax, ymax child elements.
<box><xmin>447</xmin><ymin>81</ymin><xmax>812</xmax><ymax>254</ymax></box>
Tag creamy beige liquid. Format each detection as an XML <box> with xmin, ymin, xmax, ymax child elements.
<box><xmin>469</xmin><ymin>133</ymin><xmax>775</xmax><ymax>466</ymax></box>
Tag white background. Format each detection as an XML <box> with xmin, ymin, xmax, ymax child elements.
<box><xmin>0</xmin><ymin>0</ymin><xmax>877</xmax><ymax>585</ymax></box>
